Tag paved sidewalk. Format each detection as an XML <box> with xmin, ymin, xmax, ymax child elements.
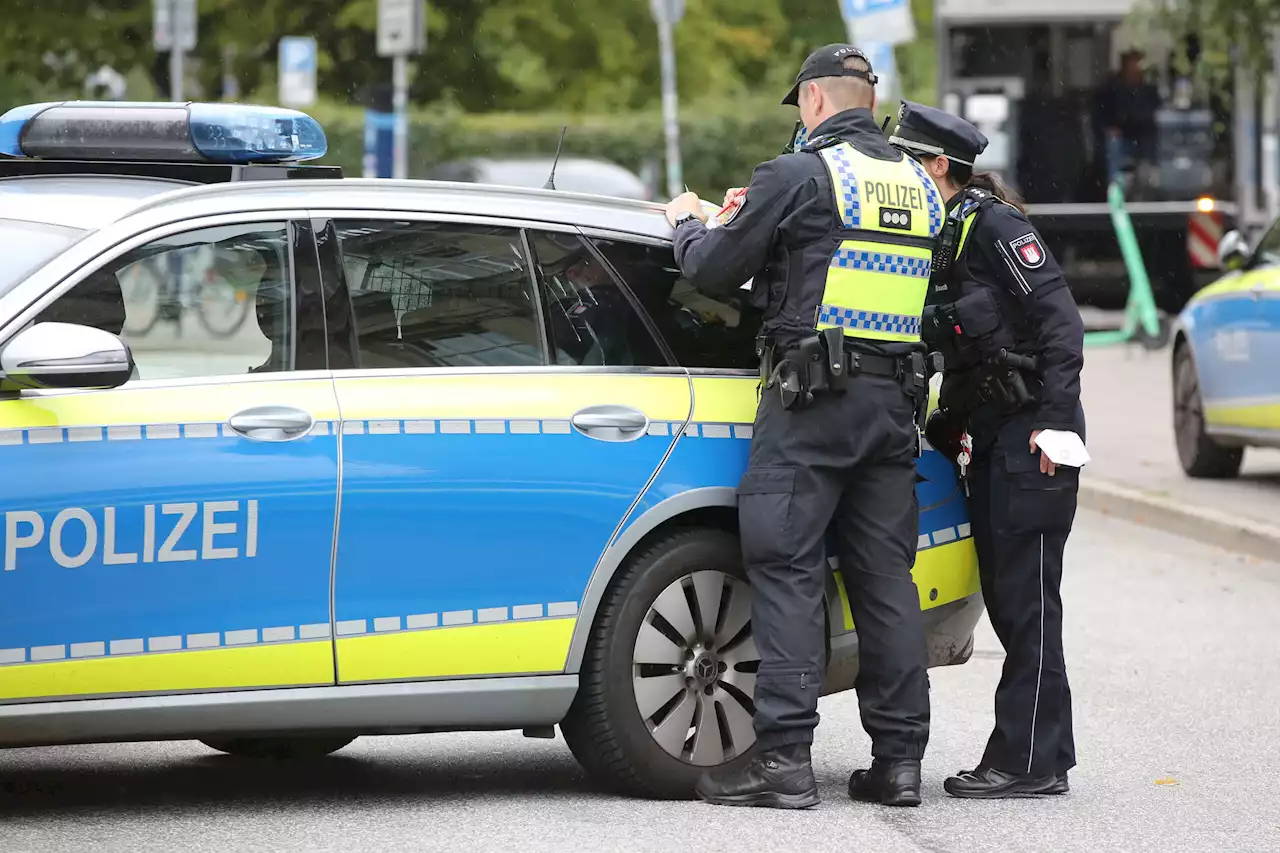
<box><xmin>1077</xmin><ymin>343</ymin><xmax>1280</xmax><ymax>557</ymax></box>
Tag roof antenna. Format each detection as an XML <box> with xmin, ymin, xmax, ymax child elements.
<box><xmin>544</xmin><ymin>125</ymin><xmax>568</xmax><ymax>190</ymax></box>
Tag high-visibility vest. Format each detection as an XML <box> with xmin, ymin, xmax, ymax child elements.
<box><xmin>812</xmin><ymin>141</ymin><xmax>944</xmax><ymax>344</ymax></box>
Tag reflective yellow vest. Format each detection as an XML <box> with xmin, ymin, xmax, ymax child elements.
<box><xmin>813</xmin><ymin>142</ymin><xmax>944</xmax><ymax>344</ymax></box>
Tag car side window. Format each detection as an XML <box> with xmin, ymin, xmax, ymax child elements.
<box><xmin>35</xmin><ymin>222</ymin><xmax>295</xmax><ymax>381</ymax></box>
<box><xmin>527</xmin><ymin>231</ymin><xmax>666</xmax><ymax>367</ymax></box>
<box><xmin>1251</xmin><ymin>221</ymin><xmax>1280</xmax><ymax>268</ymax></box>
<box><xmin>589</xmin><ymin>237</ymin><xmax>760</xmax><ymax>370</ymax></box>
<box><xmin>331</xmin><ymin>220</ymin><xmax>545</xmax><ymax>368</ymax></box>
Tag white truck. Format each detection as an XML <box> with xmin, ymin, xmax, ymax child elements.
<box><xmin>934</xmin><ymin>0</ymin><xmax>1270</xmax><ymax>314</ymax></box>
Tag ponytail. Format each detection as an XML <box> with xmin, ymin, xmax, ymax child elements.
<box><xmin>946</xmin><ymin>162</ymin><xmax>1027</xmax><ymax>213</ymax></box>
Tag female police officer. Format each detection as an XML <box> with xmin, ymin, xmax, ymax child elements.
<box><xmin>888</xmin><ymin>102</ymin><xmax>1087</xmax><ymax>799</ymax></box>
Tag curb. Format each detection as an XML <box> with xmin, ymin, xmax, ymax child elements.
<box><xmin>1078</xmin><ymin>476</ymin><xmax>1280</xmax><ymax>563</ymax></box>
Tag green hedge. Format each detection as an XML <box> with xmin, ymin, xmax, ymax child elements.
<box><xmin>307</xmin><ymin>99</ymin><xmax>895</xmax><ymax>199</ymax></box>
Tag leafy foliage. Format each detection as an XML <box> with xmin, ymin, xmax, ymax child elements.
<box><xmin>0</xmin><ymin>0</ymin><xmax>932</xmax><ymax>110</ymax></box>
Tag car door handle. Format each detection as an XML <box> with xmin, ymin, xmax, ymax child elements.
<box><xmin>228</xmin><ymin>405</ymin><xmax>315</xmax><ymax>442</ymax></box>
<box><xmin>1252</xmin><ymin>283</ymin><xmax>1266</xmax><ymax>300</ymax></box>
<box><xmin>571</xmin><ymin>405</ymin><xmax>649</xmax><ymax>442</ymax></box>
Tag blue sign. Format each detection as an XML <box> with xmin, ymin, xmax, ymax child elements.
<box><xmin>839</xmin><ymin>0</ymin><xmax>915</xmax><ymax>46</ymax></box>
<box><xmin>841</xmin><ymin>0</ymin><xmax>906</xmax><ymax>18</ymax></box>
<box><xmin>279</xmin><ymin>36</ymin><xmax>318</xmax><ymax>107</ymax></box>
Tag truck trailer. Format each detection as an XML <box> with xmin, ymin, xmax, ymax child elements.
<box><xmin>934</xmin><ymin>0</ymin><xmax>1266</xmax><ymax>316</ymax></box>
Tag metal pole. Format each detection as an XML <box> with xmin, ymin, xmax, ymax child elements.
<box><xmin>393</xmin><ymin>54</ymin><xmax>409</xmax><ymax>180</ymax></box>
<box><xmin>657</xmin><ymin>16</ymin><xmax>682</xmax><ymax>198</ymax></box>
<box><xmin>170</xmin><ymin>44</ymin><xmax>184</xmax><ymax>102</ymax></box>
<box><xmin>1234</xmin><ymin>51</ymin><xmax>1258</xmax><ymax>236</ymax></box>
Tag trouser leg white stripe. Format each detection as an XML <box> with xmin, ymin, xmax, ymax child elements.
<box><xmin>1027</xmin><ymin>533</ymin><xmax>1045</xmax><ymax>774</ymax></box>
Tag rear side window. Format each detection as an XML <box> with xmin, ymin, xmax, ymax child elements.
<box><xmin>331</xmin><ymin>220</ymin><xmax>544</xmax><ymax>368</ymax></box>
<box><xmin>527</xmin><ymin>231</ymin><xmax>666</xmax><ymax>367</ymax></box>
<box><xmin>590</xmin><ymin>237</ymin><xmax>760</xmax><ymax>370</ymax></box>
<box><xmin>0</xmin><ymin>219</ymin><xmax>85</xmax><ymax>295</ymax></box>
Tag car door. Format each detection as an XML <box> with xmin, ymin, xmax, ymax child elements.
<box><xmin>0</xmin><ymin>217</ymin><xmax>339</xmax><ymax>703</ymax></box>
<box><xmin>312</xmin><ymin>216</ymin><xmax>691</xmax><ymax>685</ymax></box>
<box><xmin>1189</xmin><ymin>221</ymin><xmax>1280</xmax><ymax>432</ymax></box>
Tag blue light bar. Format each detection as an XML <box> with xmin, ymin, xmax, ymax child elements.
<box><xmin>0</xmin><ymin>101</ymin><xmax>327</xmax><ymax>164</ymax></box>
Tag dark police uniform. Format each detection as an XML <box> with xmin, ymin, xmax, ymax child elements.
<box><xmin>894</xmin><ymin>102</ymin><xmax>1086</xmax><ymax>799</ymax></box>
<box><xmin>674</xmin><ymin>45</ymin><xmax>937</xmax><ymax>810</ymax></box>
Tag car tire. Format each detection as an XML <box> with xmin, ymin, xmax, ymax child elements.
<box><xmin>561</xmin><ymin>528</ymin><xmax>760</xmax><ymax>800</ymax></box>
<box><xmin>1173</xmin><ymin>344</ymin><xmax>1243</xmax><ymax>479</ymax></box>
<box><xmin>200</xmin><ymin>735</ymin><xmax>357</xmax><ymax>760</ymax></box>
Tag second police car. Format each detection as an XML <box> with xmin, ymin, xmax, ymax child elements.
<box><xmin>0</xmin><ymin>101</ymin><xmax>982</xmax><ymax>798</ymax></box>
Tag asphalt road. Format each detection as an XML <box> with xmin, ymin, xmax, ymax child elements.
<box><xmin>1</xmin><ymin>510</ymin><xmax>1277</xmax><ymax>853</ymax></box>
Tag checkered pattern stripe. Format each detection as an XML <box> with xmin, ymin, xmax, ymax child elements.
<box><xmin>905</xmin><ymin>155</ymin><xmax>945</xmax><ymax>237</ymax></box>
<box><xmin>831</xmin><ymin>249</ymin><xmax>931</xmax><ymax>279</ymax></box>
<box><xmin>817</xmin><ymin>305</ymin><xmax>922</xmax><ymax>338</ymax></box>
<box><xmin>824</xmin><ymin>145</ymin><xmax>862</xmax><ymax>229</ymax></box>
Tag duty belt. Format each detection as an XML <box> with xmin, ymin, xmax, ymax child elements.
<box><xmin>758</xmin><ymin>330</ymin><xmax>929</xmax><ymax>431</ymax></box>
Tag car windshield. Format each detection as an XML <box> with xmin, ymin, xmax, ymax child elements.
<box><xmin>0</xmin><ymin>218</ymin><xmax>86</xmax><ymax>295</ymax></box>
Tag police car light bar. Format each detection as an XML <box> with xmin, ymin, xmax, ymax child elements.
<box><xmin>0</xmin><ymin>101</ymin><xmax>328</xmax><ymax>164</ymax></box>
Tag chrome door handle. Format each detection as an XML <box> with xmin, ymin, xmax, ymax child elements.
<box><xmin>1252</xmin><ymin>283</ymin><xmax>1266</xmax><ymax>300</ymax></box>
<box><xmin>228</xmin><ymin>405</ymin><xmax>315</xmax><ymax>442</ymax></box>
<box><xmin>571</xmin><ymin>405</ymin><xmax>649</xmax><ymax>442</ymax></box>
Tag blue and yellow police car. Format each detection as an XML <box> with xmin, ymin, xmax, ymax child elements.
<box><xmin>1171</xmin><ymin>226</ymin><xmax>1280</xmax><ymax>478</ymax></box>
<box><xmin>0</xmin><ymin>101</ymin><xmax>982</xmax><ymax>798</ymax></box>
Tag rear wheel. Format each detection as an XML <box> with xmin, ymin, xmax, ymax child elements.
<box><xmin>1173</xmin><ymin>344</ymin><xmax>1243</xmax><ymax>478</ymax></box>
<box><xmin>200</xmin><ymin>735</ymin><xmax>356</xmax><ymax>760</ymax></box>
<box><xmin>561</xmin><ymin>528</ymin><xmax>760</xmax><ymax>800</ymax></box>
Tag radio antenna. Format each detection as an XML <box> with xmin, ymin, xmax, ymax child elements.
<box><xmin>544</xmin><ymin>125</ymin><xmax>568</xmax><ymax>190</ymax></box>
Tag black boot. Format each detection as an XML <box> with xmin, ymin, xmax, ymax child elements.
<box><xmin>847</xmin><ymin>759</ymin><xmax>922</xmax><ymax>807</ymax></box>
<box><xmin>944</xmin><ymin>766</ymin><xmax>1058</xmax><ymax>799</ymax></box>
<box><xmin>695</xmin><ymin>744</ymin><xmax>820</xmax><ymax>810</ymax></box>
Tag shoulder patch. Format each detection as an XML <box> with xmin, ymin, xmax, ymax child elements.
<box><xmin>1009</xmin><ymin>232</ymin><xmax>1046</xmax><ymax>269</ymax></box>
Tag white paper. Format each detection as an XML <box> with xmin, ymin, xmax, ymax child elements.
<box><xmin>1032</xmin><ymin>430</ymin><xmax>1091</xmax><ymax>468</ymax></box>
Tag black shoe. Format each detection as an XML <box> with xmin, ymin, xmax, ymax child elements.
<box><xmin>695</xmin><ymin>744</ymin><xmax>820</xmax><ymax>810</ymax></box>
<box><xmin>847</xmin><ymin>759</ymin><xmax>922</xmax><ymax>807</ymax></box>
<box><xmin>944</xmin><ymin>766</ymin><xmax>1058</xmax><ymax>799</ymax></box>
<box><xmin>954</xmin><ymin>765</ymin><xmax>1070</xmax><ymax>796</ymax></box>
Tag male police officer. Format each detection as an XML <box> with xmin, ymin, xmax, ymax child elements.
<box><xmin>664</xmin><ymin>45</ymin><xmax>941</xmax><ymax>810</ymax></box>
<box><xmin>895</xmin><ymin>103</ymin><xmax>1087</xmax><ymax>799</ymax></box>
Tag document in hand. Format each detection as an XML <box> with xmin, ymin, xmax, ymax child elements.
<box><xmin>1032</xmin><ymin>430</ymin><xmax>1091</xmax><ymax>468</ymax></box>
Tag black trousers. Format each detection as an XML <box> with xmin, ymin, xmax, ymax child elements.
<box><xmin>967</xmin><ymin>411</ymin><xmax>1081</xmax><ymax>778</ymax></box>
<box><xmin>737</xmin><ymin>373</ymin><xmax>930</xmax><ymax>758</ymax></box>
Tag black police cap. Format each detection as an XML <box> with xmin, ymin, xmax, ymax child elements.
<box><xmin>889</xmin><ymin>101</ymin><xmax>989</xmax><ymax>166</ymax></box>
<box><xmin>782</xmin><ymin>44</ymin><xmax>879</xmax><ymax>107</ymax></box>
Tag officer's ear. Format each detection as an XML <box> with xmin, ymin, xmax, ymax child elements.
<box><xmin>925</xmin><ymin>154</ymin><xmax>950</xmax><ymax>181</ymax></box>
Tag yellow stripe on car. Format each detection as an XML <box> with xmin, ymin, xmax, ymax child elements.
<box><xmin>335</xmin><ymin>618</ymin><xmax>577</xmax><ymax>683</ymax></box>
<box><xmin>0</xmin><ymin>641</ymin><xmax>334</xmax><ymax>702</ymax></box>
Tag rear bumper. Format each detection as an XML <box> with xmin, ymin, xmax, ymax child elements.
<box><xmin>821</xmin><ymin>592</ymin><xmax>985</xmax><ymax>697</ymax></box>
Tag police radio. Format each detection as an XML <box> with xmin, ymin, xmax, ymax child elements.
<box><xmin>783</xmin><ymin>121</ymin><xmax>809</xmax><ymax>155</ymax></box>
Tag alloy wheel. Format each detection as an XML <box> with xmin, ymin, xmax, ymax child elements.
<box><xmin>630</xmin><ymin>570</ymin><xmax>760</xmax><ymax>766</ymax></box>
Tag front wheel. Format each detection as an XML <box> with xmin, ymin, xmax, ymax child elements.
<box><xmin>561</xmin><ymin>528</ymin><xmax>761</xmax><ymax>800</ymax></box>
<box><xmin>1173</xmin><ymin>344</ymin><xmax>1243</xmax><ymax>478</ymax></box>
<box><xmin>200</xmin><ymin>735</ymin><xmax>357</xmax><ymax>760</ymax></box>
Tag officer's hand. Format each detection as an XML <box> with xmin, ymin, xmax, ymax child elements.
<box><xmin>665</xmin><ymin>192</ymin><xmax>708</xmax><ymax>227</ymax></box>
<box><xmin>723</xmin><ymin>187</ymin><xmax>746</xmax><ymax>207</ymax></box>
<box><xmin>1030</xmin><ymin>430</ymin><xmax>1057</xmax><ymax>477</ymax></box>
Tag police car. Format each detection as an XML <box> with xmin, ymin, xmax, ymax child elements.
<box><xmin>0</xmin><ymin>101</ymin><xmax>982</xmax><ymax>798</ymax></box>
<box><xmin>1171</xmin><ymin>226</ymin><xmax>1280</xmax><ymax>478</ymax></box>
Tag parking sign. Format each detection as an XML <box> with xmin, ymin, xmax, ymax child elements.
<box><xmin>278</xmin><ymin>36</ymin><xmax>318</xmax><ymax>107</ymax></box>
<box><xmin>841</xmin><ymin>0</ymin><xmax>916</xmax><ymax>46</ymax></box>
